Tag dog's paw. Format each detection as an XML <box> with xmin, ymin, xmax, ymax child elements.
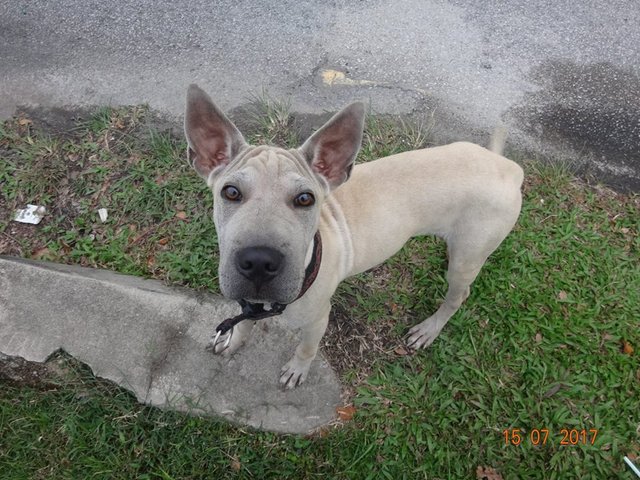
<box><xmin>279</xmin><ymin>357</ymin><xmax>312</xmax><ymax>389</ymax></box>
<box><xmin>206</xmin><ymin>330</ymin><xmax>242</xmax><ymax>356</ymax></box>
<box><xmin>406</xmin><ymin>319</ymin><xmax>444</xmax><ymax>350</ymax></box>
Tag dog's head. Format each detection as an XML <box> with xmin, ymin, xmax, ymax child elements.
<box><xmin>184</xmin><ymin>84</ymin><xmax>364</xmax><ymax>304</ymax></box>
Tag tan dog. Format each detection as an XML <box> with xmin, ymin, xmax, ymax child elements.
<box><xmin>184</xmin><ymin>84</ymin><xmax>523</xmax><ymax>389</ymax></box>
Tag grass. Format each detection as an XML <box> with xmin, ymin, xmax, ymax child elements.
<box><xmin>0</xmin><ymin>97</ymin><xmax>639</xmax><ymax>479</ymax></box>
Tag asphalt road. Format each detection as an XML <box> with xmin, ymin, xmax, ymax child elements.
<box><xmin>1</xmin><ymin>0</ymin><xmax>639</xmax><ymax>190</ymax></box>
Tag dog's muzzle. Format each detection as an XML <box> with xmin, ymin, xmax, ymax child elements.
<box><xmin>208</xmin><ymin>232</ymin><xmax>323</xmax><ymax>352</ymax></box>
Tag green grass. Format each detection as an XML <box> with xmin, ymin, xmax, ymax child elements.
<box><xmin>0</xmin><ymin>100</ymin><xmax>639</xmax><ymax>479</ymax></box>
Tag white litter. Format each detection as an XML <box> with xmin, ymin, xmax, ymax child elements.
<box><xmin>625</xmin><ymin>456</ymin><xmax>640</xmax><ymax>478</ymax></box>
<box><xmin>14</xmin><ymin>205</ymin><xmax>46</xmax><ymax>225</ymax></box>
<box><xmin>98</xmin><ymin>208</ymin><xmax>108</xmax><ymax>223</ymax></box>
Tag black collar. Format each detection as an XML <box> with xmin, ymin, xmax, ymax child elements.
<box><xmin>214</xmin><ymin>232</ymin><xmax>322</xmax><ymax>335</ymax></box>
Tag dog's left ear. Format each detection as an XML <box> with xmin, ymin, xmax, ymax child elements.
<box><xmin>299</xmin><ymin>102</ymin><xmax>365</xmax><ymax>189</ymax></box>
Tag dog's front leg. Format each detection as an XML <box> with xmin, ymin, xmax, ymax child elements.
<box><xmin>208</xmin><ymin>319</ymin><xmax>255</xmax><ymax>356</ymax></box>
<box><xmin>280</xmin><ymin>301</ymin><xmax>331</xmax><ymax>389</ymax></box>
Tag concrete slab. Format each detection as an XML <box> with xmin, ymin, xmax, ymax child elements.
<box><xmin>0</xmin><ymin>255</ymin><xmax>342</xmax><ymax>434</ymax></box>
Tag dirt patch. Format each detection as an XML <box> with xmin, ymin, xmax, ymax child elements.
<box><xmin>321</xmin><ymin>264</ymin><xmax>418</xmax><ymax>393</ymax></box>
<box><xmin>0</xmin><ymin>352</ymin><xmax>72</xmax><ymax>389</ymax></box>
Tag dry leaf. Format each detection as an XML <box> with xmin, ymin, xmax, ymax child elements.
<box><xmin>146</xmin><ymin>255</ymin><xmax>156</xmax><ymax>268</ymax></box>
<box><xmin>620</xmin><ymin>227</ymin><xmax>630</xmax><ymax>234</ymax></box>
<box><xmin>543</xmin><ymin>384</ymin><xmax>562</xmax><ymax>398</ymax></box>
<box><xmin>155</xmin><ymin>174</ymin><xmax>168</xmax><ymax>185</ymax></box>
<box><xmin>18</xmin><ymin>118</ymin><xmax>32</xmax><ymax>126</ymax></box>
<box><xmin>336</xmin><ymin>405</ymin><xmax>356</xmax><ymax>421</ymax></box>
<box><xmin>476</xmin><ymin>465</ymin><xmax>503</xmax><ymax>480</ymax></box>
<box><xmin>158</xmin><ymin>237</ymin><xmax>169</xmax><ymax>246</ymax></box>
<box><xmin>558</xmin><ymin>291</ymin><xmax>568</xmax><ymax>301</ymax></box>
<box><xmin>176</xmin><ymin>211</ymin><xmax>187</xmax><ymax>220</ymax></box>
<box><xmin>31</xmin><ymin>247</ymin><xmax>50</xmax><ymax>259</ymax></box>
<box><xmin>394</xmin><ymin>346</ymin><xmax>409</xmax><ymax>356</ymax></box>
<box><xmin>230</xmin><ymin>457</ymin><xmax>241</xmax><ymax>472</ymax></box>
<box><xmin>535</xmin><ymin>332</ymin><xmax>542</xmax><ymax>344</ymax></box>
<box><xmin>622</xmin><ymin>340</ymin><xmax>634</xmax><ymax>355</ymax></box>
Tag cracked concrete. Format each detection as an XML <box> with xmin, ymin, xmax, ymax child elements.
<box><xmin>0</xmin><ymin>255</ymin><xmax>342</xmax><ymax>434</ymax></box>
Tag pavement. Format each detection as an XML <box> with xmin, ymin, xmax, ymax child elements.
<box><xmin>0</xmin><ymin>255</ymin><xmax>342</xmax><ymax>434</ymax></box>
<box><xmin>1</xmin><ymin>0</ymin><xmax>639</xmax><ymax>191</ymax></box>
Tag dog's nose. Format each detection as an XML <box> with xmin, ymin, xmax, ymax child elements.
<box><xmin>235</xmin><ymin>247</ymin><xmax>284</xmax><ymax>288</ymax></box>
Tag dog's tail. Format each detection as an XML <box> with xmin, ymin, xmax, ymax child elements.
<box><xmin>488</xmin><ymin>124</ymin><xmax>507</xmax><ymax>155</ymax></box>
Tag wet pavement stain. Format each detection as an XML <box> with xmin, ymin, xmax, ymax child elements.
<box><xmin>513</xmin><ymin>60</ymin><xmax>640</xmax><ymax>192</ymax></box>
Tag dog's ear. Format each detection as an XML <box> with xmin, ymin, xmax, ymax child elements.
<box><xmin>184</xmin><ymin>84</ymin><xmax>247</xmax><ymax>180</ymax></box>
<box><xmin>299</xmin><ymin>102</ymin><xmax>365</xmax><ymax>189</ymax></box>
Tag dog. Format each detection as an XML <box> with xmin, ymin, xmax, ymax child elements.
<box><xmin>184</xmin><ymin>84</ymin><xmax>524</xmax><ymax>389</ymax></box>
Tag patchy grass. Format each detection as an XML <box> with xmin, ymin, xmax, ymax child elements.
<box><xmin>0</xmin><ymin>98</ymin><xmax>638</xmax><ymax>479</ymax></box>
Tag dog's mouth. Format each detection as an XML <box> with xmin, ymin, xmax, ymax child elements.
<box><xmin>221</xmin><ymin>281</ymin><xmax>300</xmax><ymax>305</ymax></box>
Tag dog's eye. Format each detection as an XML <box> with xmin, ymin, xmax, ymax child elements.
<box><xmin>294</xmin><ymin>192</ymin><xmax>315</xmax><ymax>207</ymax></box>
<box><xmin>222</xmin><ymin>185</ymin><xmax>242</xmax><ymax>202</ymax></box>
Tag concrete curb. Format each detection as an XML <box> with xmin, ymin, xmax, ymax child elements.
<box><xmin>0</xmin><ymin>256</ymin><xmax>342</xmax><ymax>434</ymax></box>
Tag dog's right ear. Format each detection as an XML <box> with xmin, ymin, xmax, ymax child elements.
<box><xmin>184</xmin><ymin>84</ymin><xmax>247</xmax><ymax>180</ymax></box>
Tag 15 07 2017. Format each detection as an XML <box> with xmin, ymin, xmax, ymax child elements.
<box><xmin>503</xmin><ymin>428</ymin><xmax>599</xmax><ymax>446</ymax></box>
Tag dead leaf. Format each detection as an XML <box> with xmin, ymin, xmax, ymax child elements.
<box><xmin>158</xmin><ymin>237</ymin><xmax>169</xmax><ymax>246</ymax></box>
<box><xmin>155</xmin><ymin>174</ymin><xmax>168</xmax><ymax>185</ymax></box>
<box><xmin>313</xmin><ymin>427</ymin><xmax>331</xmax><ymax>439</ymax></box>
<box><xmin>476</xmin><ymin>465</ymin><xmax>503</xmax><ymax>480</ymax></box>
<box><xmin>336</xmin><ymin>405</ymin><xmax>356</xmax><ymax>421</ymax></box>
<box><xmin>622</xmin><ymin>340</ymin><xmax>634</xmax><ymax>355</ymax></box>
<box><xmin>31</xmin><ymin>247</ymin><xmax>50</xmax><ymax>259</ymax></box>
<box><xmin>620</xmin><ymin>227</ymin><xmax>630</xmax><ymax>234</ymax></box>
<box><xmin>18</xmin><ymin>118</ymin><xmax>32</xmax><ymax>126</ymax></box>
<box><xmin>230</xmin><ymin>457</ymin><xmax>241</xmax><ymax>472</ymax></box>
<box><xmin>394</xmin><ymin>346</ymin><xmax>409</xmax><ymax>356</ymax></box>
<box><xmin>175</xmin><ymin>211</ymin><xmax>187</xmax><ymax>220</ymax></box>
<box><xmin>535</xmin><ymin>333</ymin><xmax>542</xmax><ymax>344</ymax></box>
<box><xmin>557</xmin><ymin>291</ymin><xmax>568</xmax><ymax>301</ymax></box>
<box><xmin>543</xmin><ymin>384</ymin><xmax>562</xmax><ymax>398</ymax></box>
<box><xmin>146</xmin><ymin>255</ymin><xmax>156</xmax><ymax>268</ymax></box>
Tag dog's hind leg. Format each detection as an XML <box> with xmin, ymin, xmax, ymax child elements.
<box><xmin>406</xmin><ymin>229</ymin><xmax>506</xmax><ymax>350</ymax></box>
